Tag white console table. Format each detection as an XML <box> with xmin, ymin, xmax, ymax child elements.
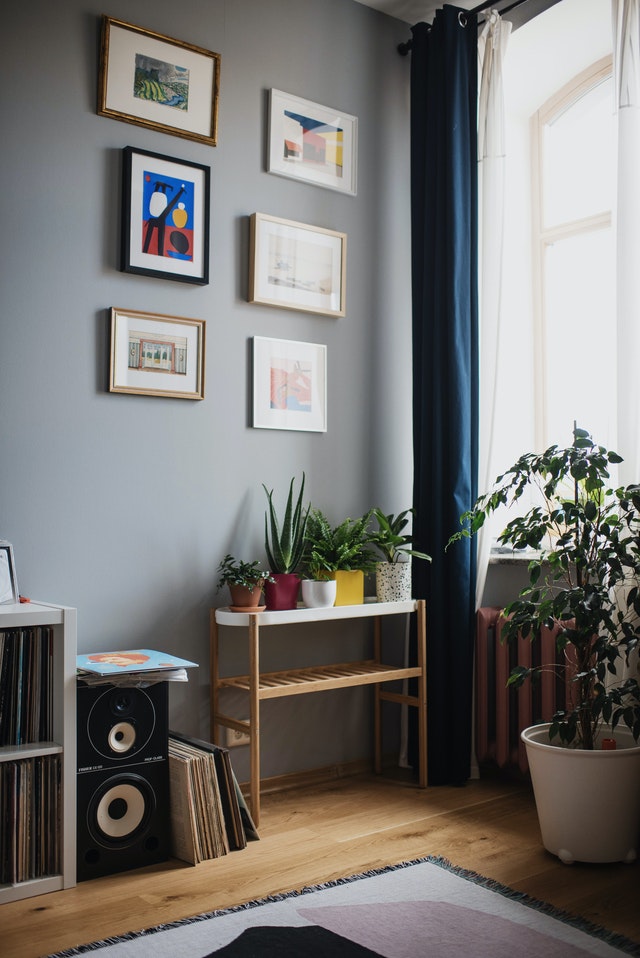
<box><xmin>210</xmin><ymin>599</ymin><xmax>427</xmax><ymax>825</ymax></box>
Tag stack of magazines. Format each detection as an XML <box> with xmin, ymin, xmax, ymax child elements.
<box><xmin>76</xmin><ymin>649</ymin><xmax>198</xmax><ymax>686</ymax></box>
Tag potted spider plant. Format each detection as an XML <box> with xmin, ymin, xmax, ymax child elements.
<box><xmin>302</xmin><ymin>508</ymin><xmax>378</xmax><ymax>606</ymax></box>
<box><xmin>371</xmin><ymin>507</ymin><xmax>432</xmax><ymax>601</ymax></box>
<box><xmin>216</xmin><ymin>554</ymin><xmax>274</xmax><ymax>612</ymax></box>
<box><xmin>263</xmin><ymin>474</ymin><xmax>309</xmax><ymax>610</ymax></box>
<box><xmin>448</xmin><ymin>426</ymin><xmax>640</xmax><ymax>863</ymax></box>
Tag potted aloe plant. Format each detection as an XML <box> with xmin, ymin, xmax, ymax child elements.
<box><xmin>371</xmin><ymin>508</ymin><xmax>431</xmax><ymax>601</ymax></box>
<box><xmin>302</xmin><ymin>508</ymin><xmax>377</xmax><ymax>606</ymax></box>
<box><xmin>448</xmin><ymin>426</ymin><xmax>640</xmax><ymax>863</ymax></box>
<box><xmin>263</xmin><ymin>474</ymin><xmax>309</xmax><ymax>610</ymax></box>
<box><xmin>216</xmin><ymin>554</ymin><xmax>274</xmax><ymax>612</ymax></box>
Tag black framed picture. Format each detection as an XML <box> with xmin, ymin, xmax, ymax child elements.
<box><xmin>121</xmin><ymin>146</ymin><xmax>210</xmax><ymax>285</ymax></box>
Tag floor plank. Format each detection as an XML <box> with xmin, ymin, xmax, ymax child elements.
<box><xmin>1</xmin><ymin>773</ymin><xmax>638</xmax><ymax>957</ymax></box>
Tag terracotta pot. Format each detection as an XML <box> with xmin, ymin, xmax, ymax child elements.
<box><xmin>264</xmin><ymin>572</ymin><xmax>300</xmax><ymax>611</ymax></box>
<box><xmin>228</xmin><ymin>582</ymin><xmax>265</xmax><ymax>612</ymax></box>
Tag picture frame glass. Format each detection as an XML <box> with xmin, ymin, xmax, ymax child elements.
<box><xmin>253</xmin><ymin>337</ymin><xmax>327</xmax><ymax>432</ymax></box>
<box><xmin>110</xmin><ymin>309</ymin><xmax>205</xmax><ymax>400</ymax></box>
<box><xmin>123</xmin><ymin>147</ymin><xmax>210</xmax><ymax>285</ymax></box>
<box><xmin>99</xmin><ymin>18</ymin><xmax>220</xmax><ymax>146</ymax></box>
<box><xmin>268</xmin><ymin>89</ymin><xmax>357</xmax><ymax>195</ymax></box>
<box><xmin>250</xmin><ymin>214</ymin><xmax>346</xmax><ymax>317</ymax></box>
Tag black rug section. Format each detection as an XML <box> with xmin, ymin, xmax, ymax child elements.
<box><xmin>205</xmin><ymin>924</ymin><xmax>382</xmax><ymax>956</ymax></box>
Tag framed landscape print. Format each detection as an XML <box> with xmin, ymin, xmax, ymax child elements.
<box><xmin>249</xmin><ymin>213</ymin><xmax>346</xmax><ymax>317</ymax></box>
<box><xmin>109</xmin><ymin>308</ymin><xmax>205</xmax><ymax>400</ymax></box>
<box><xmin>121</xmin><ymin>147</ymin><xmax>210</xmax><ymax>285</ymax></box>
<box><xmin>98</xmin><ymin>16</ymin><xmax>221</xmax><ymax>146</ymax></box>
<box><xmin>252</xmin><ymin>336</ymin><xmax>327</xmax><ymax>432</ymax></box>
<box><xmin>268</xmin><ymin>89</ymin><xmax>357</xmax><ymax>195</ymax></box>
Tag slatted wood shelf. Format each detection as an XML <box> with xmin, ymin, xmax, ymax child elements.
<box><xmin>210</xmin><ymin>599</ymin><xmax>427</xmax><ymax>826</ymax></box>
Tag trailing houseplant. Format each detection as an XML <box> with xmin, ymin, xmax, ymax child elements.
<box><xmin>448</xmin><ymin>426</ymin><xmax>640</xmax><ymax>863</ymax></box>
<box><xmin>216</xmin><ymin>554</ymin><xmax>274</xmax><ymax>611</ymax></box>
<box><xmin>371</xmin><ymin>508</ymin><xmax>432</xmax><ymax>601</ymax></box>
<box><xmin>262</xmin><ymin>474</ymin><xmax>309</xmax><ymax>609</ymax></box>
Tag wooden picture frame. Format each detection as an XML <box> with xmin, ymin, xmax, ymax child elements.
<box><xmin>109</xmin><ymin>308</ymin><xmax>205</xmax><ymax>400</ymax></box>
<box><xmin>249</xmin><ymin>213</ymin><xmax>346</xmax><ymax>318</ymax></box>
<box><xmin>121</xmin><ymin>147</ymin><xmax>210</xmax><ymax>285</ymax></box>
<box><xmin>0</xmin><ymin>541</ymin><xmax>19</xmax><ymax>605</ymax></box>
<box><xmin>268</xmin><ymin>89</ymin><xmax>357</xmax><ymax>195</ymax></box>
<box><xmin>98</xmin><ymin>15</ymin><xmax>221</xmax><ymax>146</ymax></box>
<box><xmin>252</xmin><ymin>336</ymin><xmax>327</xmax><ymax>432</ymax></box>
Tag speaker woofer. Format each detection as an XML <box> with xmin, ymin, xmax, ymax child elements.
<box><xmin>87</xmin><ymin>774</ymin><xmax>155</xmax><ymax>848</ymax></box>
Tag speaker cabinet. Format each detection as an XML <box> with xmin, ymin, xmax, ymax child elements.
<box><xmin>76</xmin><ymin>682</ymin><xmax>170</xmax><ymax>881</ymax></box>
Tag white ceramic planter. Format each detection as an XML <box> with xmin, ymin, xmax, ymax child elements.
<box><xmin>375</xmin><ymin>561</ymin><xmax>412</xmax><ymax>602</ymax></box>
<box><xmin>522</xmin><ymin>723</ymin><xmax>640</xmax><ymax>864</ymax></box>
<box><xmin>301</xmin><ymin>579</ymin><xmax>337</xmax><ymax>608</ymax></box>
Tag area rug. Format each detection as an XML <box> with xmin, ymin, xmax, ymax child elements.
<box><xmin>48</xmin><ymin>856</ymin><xmax>639</xmax><ymax>958</ymax></box>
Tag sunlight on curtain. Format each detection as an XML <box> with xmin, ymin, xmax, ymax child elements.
<box><xmin>476</xmin><ymin>11</ymin><xmax>511</xmax><ymax>609</ymax></box>
<box><xmin>613</xmin><ymin>0</ymin><xmax>640</xmax><ymax>483</ymax></box>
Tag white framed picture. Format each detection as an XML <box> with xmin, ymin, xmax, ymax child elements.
<box><xmin>252</xmin><ymin>337</ymin><xmax>327</xmax><ymax>433</ymax></box>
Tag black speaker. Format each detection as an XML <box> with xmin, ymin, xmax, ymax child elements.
<box><xmin>76</xmin><ymin>681</ymin><xmax>170</xmax><ymax>882</ymax></box>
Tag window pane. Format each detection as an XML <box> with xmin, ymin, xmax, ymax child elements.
<box><xmin>543</xmin><ymin>76</ymin><xmax>614</xmax><ymax>227</ymax></box>
<box><xmin>544</xmin><ymin>227</ymin><xmax>615</xmax><ymax>449</ymax></box>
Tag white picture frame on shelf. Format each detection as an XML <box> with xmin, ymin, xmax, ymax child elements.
<box><xmin>267</xmin><ymin>89</ymin><xmax>357</xmax><ymax>195</ymax></box>
<box><xmin>252</xmin><ymin>336</ymin><xmax>327</xmax><ymax>433</ymax></box>
<box><xmin>0</xmin><ymin>540</ymin><xmax>19</xmax><ymax>604</ymax></box>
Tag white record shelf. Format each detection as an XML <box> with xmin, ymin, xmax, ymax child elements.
<box><xmin>0</xmin><ymin>601</ymin><xmax>77</xmax><ymax>903</ymax></box>
<box><xmin>210</xmin><ymin>599</ymin><xmax>427</xmax><ymax>826</ymax></box>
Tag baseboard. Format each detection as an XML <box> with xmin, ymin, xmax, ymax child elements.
<box><xmin>240</xmin><ymin>757</ymin><xmax>400</xmax><ymax>796</ymax></box>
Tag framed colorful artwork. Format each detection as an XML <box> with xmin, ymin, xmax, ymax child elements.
<box><xmin>252</xmin><ymin>336</ymin><xmax>327</xmax><ymax>432</ymax></box>
<box><xmin>267</xmin><ymin>89</ymin><xmax>357</xmax><ymax>195</ymax></box>
<box><xmin>249</xmin><ymin>213</ymin><xmax>346</xmax><ymax>317</ymax></box>
<box><xmin>98</xmin><ymin>16</ymin><xmax>221</xmax><ymax>146</ymax></box>
<box><xmin>0</xmin><ymin>541</ymin><xmax>19</xmax><ymax>605</ymax></box>
<box><xmin>109</xmin><ymin>308</ymin><xmax>205</xmax><ymax>400</ymax></box>
<box><xmin>121</xmin><ymin>146</ymin><xmax>210</xmax><ymax>284</ymax></box>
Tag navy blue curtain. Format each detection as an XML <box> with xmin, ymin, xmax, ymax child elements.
<box><xmin>409</xmin><ymin>7</ymin><xmax>479</xmax><ymax>786</ymax></box>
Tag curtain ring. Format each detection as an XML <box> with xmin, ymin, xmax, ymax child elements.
<box><xmin>458</xmin><ymin>10</ymin><xmax>467</xmax><ymax>27</ymax></box>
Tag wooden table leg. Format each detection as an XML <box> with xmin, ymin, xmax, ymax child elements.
<box><xmin>248</xmin><ymin>614</ymin><xmax>261</xmax><ymax>827</ymax></box>
<box><xmin>416</xmin><ymin>599</ymin><xmax>428</xmax><ymax>787</ymax></box>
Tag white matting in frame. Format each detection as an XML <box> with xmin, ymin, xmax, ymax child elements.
<box><xmin>268</xmin><ymin>89</ymin><xmax>357</xmax><ymax>195</ymax></box>
<box><xmin>110</xmin><ymin>308</ymin><xmax>205</xmax><ymax>400</ymax></box>
<box><xmin>253</xmin><ymin>336</ymin><xmax>327</xmax><ymax>432</ymax></box>
<box><xmin>249</xmin><ymin>213</ymin><xmax>346</xmax><ymax>318</ymax></box>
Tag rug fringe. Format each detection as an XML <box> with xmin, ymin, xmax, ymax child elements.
<box><xmin>45</xmin><ymin>855</ymin><xmax>640</xmax><ymax>957</ymax></box>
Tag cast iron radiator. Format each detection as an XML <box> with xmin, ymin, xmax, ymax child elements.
<box><xmin>475</xmin><ymin>607</ymin><xmax>572</xmax><ymax>773</ymax></box>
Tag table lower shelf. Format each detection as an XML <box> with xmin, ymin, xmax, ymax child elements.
<box><xmin>217</xmin><ymin>660</ymin><xmax>423</xmax><ymax>698</ymax></box>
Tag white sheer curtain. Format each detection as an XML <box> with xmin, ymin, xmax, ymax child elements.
<box><xmin>476</xmin><ymin>12</ymin><xmax>512</xmax><ymax>610</ymax></box>
<box><xmin>613</xmin><ymin>0</ymin><xmax>640</xmax><ymax>483</ymax></box>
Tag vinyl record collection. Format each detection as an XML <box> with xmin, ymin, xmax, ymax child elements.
<box><xmin>168</xmin><ymin>732</ymin><xmax>258</xmax><ymax>864</ymax></box>
<box><xmin>0</xmin><ymin>754</ymin><xmax>61</xmax><ymax>883</ymax></box>
<box><xmin>0</xmin><ymin>627</ymin><xmax>53</xmax><ymax>746</ymax></box>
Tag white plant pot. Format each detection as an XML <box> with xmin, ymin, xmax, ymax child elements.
<box><xmin>521</xmin><ymin>723</ymin><xmax>640</xmax><ymax>864</ymax></box>
<box><xmin>301</xmin><ymin>579</ymin><xmax>337</xmax><ymax>608</ymax></box>
<box><xmin>375</xmin><ymin>561</ymin><xmax>412</xmax><ymax>602</ymax></box>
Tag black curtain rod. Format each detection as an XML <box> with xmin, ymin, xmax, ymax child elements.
<box><xmin>397</xmin><ymin>0</ymin><xmax>529</xmax><ymax>55</ymax></box>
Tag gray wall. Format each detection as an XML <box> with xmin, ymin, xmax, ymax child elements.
<box><xmin>1</xmin><ymin>0</ymin><xmax>412</xmax><ymax>779</ymax></box>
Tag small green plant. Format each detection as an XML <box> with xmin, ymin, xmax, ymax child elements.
<box><xmin>263</xmin><ymin>474</ymin><xmax>309</xmax><ymax>574</ymax></box>
<box><xmin>448</xmin><ymin>426</ymin><xmax>640</xmax><ymax>750</ymax></box>
<box><xmin>303</xmin><ymin>508</ymin><xmax>378</xmax><ymax>576</ymax></box>
<box><xmin>372</xmin><ymin>507</ymin><xmax>432</xmax><ymax>564</ymax></box>
<box><xmin>216</xmin><ymin>554</ymin><xmax>274</xmax><ymax>591</ymax></box>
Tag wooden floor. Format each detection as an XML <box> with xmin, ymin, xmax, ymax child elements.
<box><xmin>2</xmin><ymin>771</ymin><xmax>639</xmax><ymax>957</ymax></box>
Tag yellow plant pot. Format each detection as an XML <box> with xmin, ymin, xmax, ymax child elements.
<box><xmin>331</xmin><ymin>569</ymin><xmax>365</xmax><ymax>606</ymax></box>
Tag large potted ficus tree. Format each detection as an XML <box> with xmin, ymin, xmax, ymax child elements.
<box><xmin>449</xmin><ymin>427</ymin><xmax>640</xmax><ymax>863</ymax></box>
<box><xmin>263</xmin><ymin>474</ymin><xmax>309</xmax><ymax>610</ymax></box>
